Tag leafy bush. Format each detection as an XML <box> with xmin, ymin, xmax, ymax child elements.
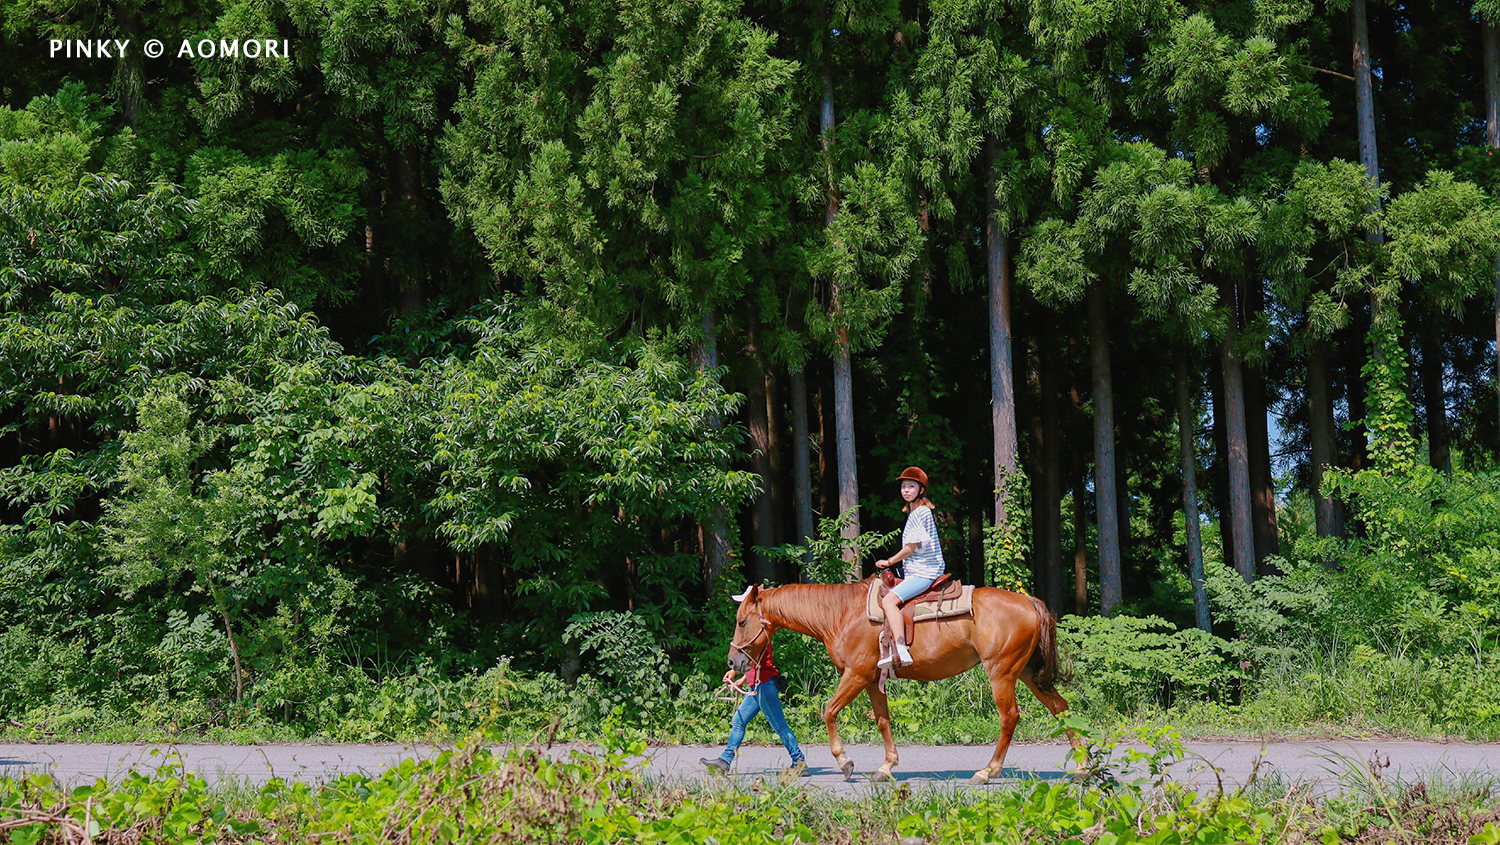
<box><xmin>1058</xmin><ymin>614</ymin><xmax>1242</xmax><ymax>712</ymax></box>
<box><xmin>764</xmin><ymin>508</ymin><xmax>895</xmax><ymax>585</ymax></box>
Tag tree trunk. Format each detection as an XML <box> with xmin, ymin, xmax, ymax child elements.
<box><xmin>818</xmin><ymin>376</ymin><xmax>834</xmax><ymax>519</ymax></box>
<box><xmin>1485</xmin><ymin>19</ymin><xmax>1500</xmax><ymax>439</ymax></box>
<box><xmin>1344</xmin><ymin>315</ymin><xmax>1371</xmax><ymax>471</ymax></box>
<box><xmin>1210</xmin><ymin>354</ymin><xmax>1235</xmax><ymax>569</ymax></box>
<box><xmin>790</xmin><ymin>369</ymin><xmax>814</xmax><ymax>574</ymax></box>
<box><xmin>696</xmin><ymin>309</ymin><xmax>730</xmax><ymax>592</ymax></box>
<box><xmin>988</xmin><ymin>136</ymin><xmax>1018</xmax><ymax>528</ymax></box>
<box><xmin>393</xmin><ymin>146</ymin><xmax>426</xmax><ymax>314</ymax></box>
<box><xmin>745</xmin><ymin>313</ymin><xmax>777</xmax><ymax>583</ymax></box>
<box><xmin>1353</xmin><ymin>0</ymin><xmax>1380</xmax><ymax>199</ymax></box>
<box><xmin>1420</xmin><ymin>317</ymin><xmax>1450</xmax><ymax>473</ymax></box>
<box><xmin>968</xmin><ymin>493</ymin><xmax>985</xmax><ymax>587</ymax></box>
<box><xmin>1040</xmin><ymin>337</ymin><xmax>1064</xmax><ymax>614</ymax></box>
<box><xmin>1244</xmin><ymin>281</ymin><xmax>1279</xmax><ymax>571</ymax></box>
<box><xmin>1307</xmin><ymin>340</ymin><xmax>1345</xmax><ymax>539</ymax></box>
<box><xmin>1087</xmin><ymin>285</ymin><xmax>1122</xmax><ymax>613</ymax></box>
<box><xmin>116</xmin><ymin>5</ymin><xmax>146</xmax><ymax>127</ymax></box>
<box><xmin>206</xmin><ymin>577</ymin><xmax>244</xmax><ymax>701</ymax></box>
<box><xmin>1353</xmin><ymin>0</ymin><xmax>1389</xmax><ymax>406</ymax></box>
<box><xmin>1176</xmin><ymin>352</ymin><xmax>1211</xmax><ymax>633</ymax></box>
<box><xmin>1115</xmin><ymin>446</ymin><xmax>1130</xmax><ymax>571</ymax></box>
<box><xmin>1026</xmin><ymin>339</ymin><xmax>1047</xmax><ymax>601</ymax></box>
<box><xmin>832</xmin><ymin>337</ymin><xmax>860</xmax><ymax>578</ymax></box>
<box><xmin>820</xmin><ymin>32</ymin><xmax>859</xmax><ymax>579</ymax></box>
<box><xmin>1072</xmin><ymin>451</ymin><xmax>1088</xmax><ymax>617</ymax></box>
<box><xmin>764</xmin><ymin>357</ymin><xmax>786</xmax><ymax>546</ymax></box>
<box><xmin>1219</xmin><ymin>279</ymin><xmax>1256</xmax><ymax>583</ymax></box>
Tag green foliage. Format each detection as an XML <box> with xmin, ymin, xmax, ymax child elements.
<box><xmin>1323</xmin><ymin>466</ymin><xmax>1500</xmax><ymax>653</ymax></box>
<box><xmin>563</xmin><ymin>611</ymin><xmax>672</xmax><ymax>715</ymax></box>
<box><xmin>1384</xmin><ymin>171</ymin><xmax>1500</xmax><ymax>316</ymax></box>
<box><xmin>984</xmin><ymin>470</ymin><xmax>1032</xmax><ymax>591</ymax></box>
<box><xmin>764</xmin><ymin>508</ymin><xmax>896</xmax><ymax>585</ymax></box>
<box><xmin>1362</xmin><ymin>312</ymin><xmax>1419</xmax><ymax>472</ymax></box>
<box><xmin>1058</xmin><ymin>614</ymin><xmax>1243</xmax><ymax>713</ymax></box>
<box><xmin>1259</xmin><ymin>158</ymin><xmax>1377</xmax><ymax>344</ymax></box>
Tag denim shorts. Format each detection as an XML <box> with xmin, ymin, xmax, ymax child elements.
<box><xmin>891</xmin><ymin>574</ymin><xmax>935</xmax><ymax>602</ymax></box>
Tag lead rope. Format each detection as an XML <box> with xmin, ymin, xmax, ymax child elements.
<box><xmin>714</xmin><ymin>677</ymin><xmax>755</xmax><ymax>702</ymax></box>
<box><xmin>718</xmin><ymin>615</ymin><xmax>770</xmax><ymax>701</ymax></box>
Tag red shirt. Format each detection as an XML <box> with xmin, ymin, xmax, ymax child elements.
<box><xmin>748</xmin><ymin>638</ymin><xmax>779</xmax><ymax>687</ymax></box>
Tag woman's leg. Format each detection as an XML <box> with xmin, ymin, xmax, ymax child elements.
<box><xmin>879</xmin><ymin>592</ymin><xmax>905</xmax><ymax>646</ymax></box>
<box><xmin>718</xmin><ymin>690</ymin><xmax>763</xmax><ymax>764</ymax></box>
<box><xmin>880</xmin><ymin>576</ymin><xmax>934</xmax><ymax>666</ymax></box>
<box><xmin>756</xmin><ymin>681</ymin><xmax>804</xmax><ymax>764</ymax></box>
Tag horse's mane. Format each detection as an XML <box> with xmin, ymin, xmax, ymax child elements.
<box><xmin>757</xmin><ymin>579</ymin><xmax>871</xmax><ymax>642</ymax></box>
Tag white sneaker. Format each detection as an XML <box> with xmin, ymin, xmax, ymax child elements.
<box><xmin>894</xmin><ymin>642</ymin><xmax>913</xmax><ymax>666</ymax></box>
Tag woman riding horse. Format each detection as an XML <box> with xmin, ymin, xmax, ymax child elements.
<box><xmin>875</xmin><ymin>466</ymin><xmax>943</xmax><ymax>669</ymax></box>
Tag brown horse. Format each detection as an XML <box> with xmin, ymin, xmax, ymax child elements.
<box><xmin>726</xmin><ymin>577</ymin><xmax>1079</xmax><ymax>783</ymax></box>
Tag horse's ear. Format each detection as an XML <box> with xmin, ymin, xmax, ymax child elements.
<box><xmin>732</xmin><ymin>584</ymin><xmax>759</xmax><ymax>604</ymax></box>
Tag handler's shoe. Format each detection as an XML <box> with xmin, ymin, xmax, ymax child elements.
<box><xmin>700</xmin><ymin>757</ymin><xmax>730</xmax><ymax>775</ymax></box>
<box><xmin>778</xmin><ymin>760</ymin><xmax>809</xmax><ymax>784</ymax></box>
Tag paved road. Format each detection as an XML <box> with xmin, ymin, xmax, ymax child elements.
<box><xmin>2</xmin><ymin>740</ymin><xmax>1498</xmax><ymax>795</ymax></box>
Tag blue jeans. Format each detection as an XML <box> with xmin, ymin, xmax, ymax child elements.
<box><xmin>717</xmin><ymin>680</ymin><xmax>804</xmax><ymax>765</ymax></box>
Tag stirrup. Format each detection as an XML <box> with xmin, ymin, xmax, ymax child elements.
<box><xmin>877</xmin><ymin>652</ymin><xmax>897</xmax><ymax>669</ymax></box>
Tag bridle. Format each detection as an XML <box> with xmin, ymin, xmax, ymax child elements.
<box><xmin>727</xmin><ymin>613</ymin><xmax>771</xmax><ymax>664</ymax></box>
<box><xmin>718</xmin><ymin>611</ymin><xmax>773</xmax><ymax>700</ymax></box>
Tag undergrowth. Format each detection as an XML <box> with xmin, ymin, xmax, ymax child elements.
<box><xmin>3</xmin><ymin>725</ymin><xmax>1500</xmax><ymax>844</ymax></box>
<box><xmin>6</xmin><ymin>626</ymin><xmax>1497</xmax><ymax>747</ymax></box>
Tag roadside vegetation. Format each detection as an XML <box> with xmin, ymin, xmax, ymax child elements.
<box><xmin>5</xmin><ymin>727</ymin><xmax>1500</xmax><ymax>844</ymax></box>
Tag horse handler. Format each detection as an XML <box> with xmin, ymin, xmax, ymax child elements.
<box><xmin>701</xmin><ymin>588</ymin><xmax>808</xmax><ymax>777</ymax></box>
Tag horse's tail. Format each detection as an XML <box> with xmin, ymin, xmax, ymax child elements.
<box><xmin>1025</xmin><ymin>595</ymin><xmax>1063</xmax><ymax>691</ymax></box>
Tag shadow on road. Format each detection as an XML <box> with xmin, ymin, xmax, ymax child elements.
<box><xmin>889</xmin><ymin>768</ymin><xmax>1067</xmax><ymax>782</ymax></box>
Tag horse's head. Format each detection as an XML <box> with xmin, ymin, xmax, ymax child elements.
<box><xmin>726</xmin><ymin>584</ymin><xmax>770</xmax><ymax>673</ymax></box>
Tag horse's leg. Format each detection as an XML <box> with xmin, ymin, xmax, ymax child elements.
<box><xmin>971</xmin><ymin>667</ymin><xmax>1022</xmax><ymax>785</ymax></box>
<box><xmin>1021</xmin><ymin>675</ymin><xmax>1085</xmax><ymax>772</ymax></box>
<box><xmin>1021</xmin><ymin>676</ymin><xmax>1082</xmax><ymax>747</ymax></box>
<box><xmin>823</xmin><ymin>669</ymin><xmax>871</xmax><ymax>781</ymax></box>
<box><xmin>865</xmin><ymin>684</ymin><xmax>898</xmax><ymax>782</ymax></box>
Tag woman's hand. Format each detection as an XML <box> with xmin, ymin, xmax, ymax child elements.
<box><xmin>722</xmin><ymin>669</ymin><xmax>737</xmax><ymax>685</ymax></box>
<box><xmin>876</xmin><ymin>558</ymin><xmax>891</xmax><ymax>569</ymax></box>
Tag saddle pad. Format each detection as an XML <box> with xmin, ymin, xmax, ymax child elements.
<box><xmin>866</xmin><ymin>580</ymin><xmax>975</xmax><ymax>624</ymax></box>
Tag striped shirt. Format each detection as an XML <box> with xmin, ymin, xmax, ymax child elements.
<box><xmin>900</xmin><ymin>505</ymin><xmax>945</xmax><ymax>580</ymax></box>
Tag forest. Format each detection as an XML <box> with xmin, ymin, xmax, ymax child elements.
<box><xmin>4</xmin><ymin>0</ymin><xmax>1500</xmax><ymax>742</ymax></box>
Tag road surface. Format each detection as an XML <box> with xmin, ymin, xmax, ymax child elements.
<box><xmin>2</xmin><ymin>740</ymin><xmax>1497</xmax><ymax>795</ymax></box>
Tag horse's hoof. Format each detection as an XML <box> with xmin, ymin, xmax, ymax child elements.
<box><xmin>840</xmin><ymin>760</ymin><xmax>855</xmax><ymax>781</ymax></box>
<box><xmin>969</xmin><ymin>769</ymin><xmax>990</xmax><ymax>785</ymax></box>
<box><xmin>870</xmin><ymin>769</ymin><xmax>894</xmax><ymax>783</ymax></box>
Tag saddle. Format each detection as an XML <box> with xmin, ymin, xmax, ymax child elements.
<box><xmin>874</xmin><ymin>571</ymin><xmax>967</xmax><ymax>647</ymax></box>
